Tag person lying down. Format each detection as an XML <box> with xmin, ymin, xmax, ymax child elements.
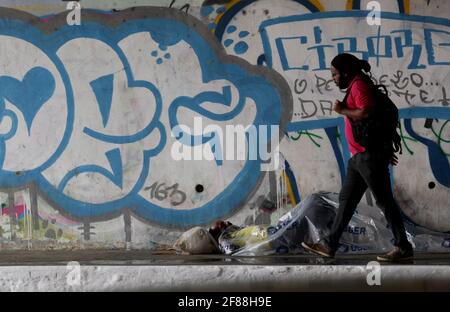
<box><xmin>173</xmin><ymin>191</ymin><xmax>419</xmax><ymax>256</ymax></box>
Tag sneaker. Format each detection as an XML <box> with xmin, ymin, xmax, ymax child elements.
<box><xmin>301</xmin><ymin>241</ymin><xmax>335</xmax><ymax>258</ymax></box>
<box><xmin>377</xmin><ymin>247</ymin><xmax>414</xmax><ymax>263</ymax></box>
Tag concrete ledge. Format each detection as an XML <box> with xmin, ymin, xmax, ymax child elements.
<box><xmin>1</xmin><ymin>264</ymin><xmax>450</xmax><ymax>291</ymax></box>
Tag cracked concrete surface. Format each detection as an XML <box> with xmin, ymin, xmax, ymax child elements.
<box><xmin>0</xmin><ymin>250</ymin><xmax>449</xmax><ymax>291</ymax></box>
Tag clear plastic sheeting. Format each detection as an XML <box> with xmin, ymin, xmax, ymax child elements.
<box><xmin>218</xmin><ymin>192</ymin><xmax>450</xmax><ymax>256</ymax></box>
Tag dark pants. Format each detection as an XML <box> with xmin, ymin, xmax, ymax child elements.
<box><xmin>326</xmin><ymin>151</ymin><xmax>412</xmax><ymax>252</ymax></box>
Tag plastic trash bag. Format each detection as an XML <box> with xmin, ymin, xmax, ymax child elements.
<box><xmin>218</xmin><ymin>191</ymin><xmax>450</xmax><ymax>256</ymax></box>
<box><xmin>219</xmin><ymin>192</ymin><xmax>341</xmax><ymax>255</ymax></box>
<box><xmin>173</xmin><ymin>226</ymin><xmax>220</xmax><ymax>254</ymax></box>
<box><xmin>218</xmin><ymin>225</ymin><xmax>269</xmax><ymax>255</ymax></box>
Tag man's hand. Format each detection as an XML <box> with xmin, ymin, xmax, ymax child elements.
<box><xmin>333</xmin><ymin>100</ymin><xmax>344</xmax><ymax>114</ymax></box>
<box><xmin>333</xmin><ymin>100</ymin><xmax>370</xmax><ymax>121</ymax></box>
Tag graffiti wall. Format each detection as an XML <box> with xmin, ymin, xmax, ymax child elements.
<box><xmin>0</xmin><ymin>0</ymin><xmax>448</xmax><ymax>251</ymax></box>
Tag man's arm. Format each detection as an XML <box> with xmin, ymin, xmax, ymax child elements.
<box><xmin>335</xmin><ymin>78</ymin><xmax>376</xmax><ymax>120</ymax></box>
<box><xmin>333</xmin><ymin>100</ymin><xmax>371</xmax><ymax>120</ymax></box>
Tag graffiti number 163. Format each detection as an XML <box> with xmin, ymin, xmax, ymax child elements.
<box><xmin>145</xmin><ymin>182</ymin><xmax>187</xmax><ymax>206</ymax></box>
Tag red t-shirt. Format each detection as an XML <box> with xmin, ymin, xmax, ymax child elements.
<box><xmin>344</xmin><ymin>75</ymin><xmax>375</xmax><ymax>155</ymax></box>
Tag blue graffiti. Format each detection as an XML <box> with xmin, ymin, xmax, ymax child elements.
<box><xmin>391</xmin><ymin>29</ymin><xmax>426</xmax><ymax>69</ymax></box>
<box><xmin>169</xmin><ymin>86</ymin><xmax>238</xmax><ymax>166</ymax></box>
<box><xmin>260</xmin><ymin>11</ymin><xmax>450</xmax><ymax>71</ymax></box>
<box><xmin>424</xmin><ymin>28</ymin><xmax>450</xmax><ymax>66</ymax></box>
<box><xmin>83</xmin><ymin>79</ymin><xmax>163</xmax><ymax>144</ymax></box>
<box><xmin>0</xmin><ymin>20</ymin><xmax>75</xmax><ymax>187</ymax></box>
<box><xmin>222</xmin><ymin>25</ymin><xmax>250</xmax><ymax>55</ymax></box>
<box><xmin>0</xmin><ymin>100</ymin><xmax>18</xmax><ymax>142</ymax></box>
<box><xmin>0</xmin><ymin>67</ymin><xmax>55</xmax><ymax>134</ymax></box>
<box><xmin>403</xmin><ymin>118</ymin><xmax>450</xmax><ymax>188</ymax></box>
<box><xmin>200</xmin><ymin>5</ymin><xmax>214</xmax><ymax>17</ymax></box>
<box><xmin>58</xmin><ymin>148</ymin><xmax>124</xmax><ymax>190</ymax></box>
<box><xmin>90</xmin><ymin>74</ymin><xmax>115</xmax><ymax>127</ymax></box>
<box><xmin>0</xmin><ymin>13</ymin><xmax>287</xmax><ymax>228</ymax></box>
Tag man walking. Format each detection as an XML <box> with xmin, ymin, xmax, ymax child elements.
<box><xmin>301</xmin><ymin>53</ymin><xmax>413</xmax><ymax>262</ymax></box>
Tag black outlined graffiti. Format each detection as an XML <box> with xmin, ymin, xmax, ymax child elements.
<box><xmin>369</xmin><ymin>71</ymin><xmax>448</xmax><ymax>108</ymax></box>
<box><xmin>392</xmin><ymin>89</ymin><xmax>416</xmax><ymax>105</ymax></box>
<box><xmin>390</xmin><ymin>70</ymin><xmax>409</xmax><ymax>90</ymax></box>
<box><xmin>293</xmin><ymin>77</ymin><xmax>336</xmax><ymax>119</ymax></box>
<box><xmin>315</xmin><ymin>74</ymin><xmax>334</xmax><ymax>95</ymax></box>
<box><xmin>438</xmin><ymin>87</ymin><xmax>450</xmax><ymax>107</ymax></box>
<box><xmin>292</xmin><ymin>71</ymin><xmax>447</xmax><ymax>121</ymax></box>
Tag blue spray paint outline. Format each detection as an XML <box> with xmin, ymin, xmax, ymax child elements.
<box><xmin>58</xmin><ymin>148</ymin><xmax>124</xmax><ymax>190</ymax></box>
<box><xmin>48</xmin><ymin>22</ymin><xmax>168</xmax><ymax>209</ymax></box>
<box><xmin>0</xmin><ymin>96</ymin><xmax>18</xmax><ymax>141</ymax></box>
<box><xmin>169</xmin><ymin>86</ymin><xmax>246</xmax><ymax>165</ymax></box>
<box><xmin>0</xmin><ymin>17</ymin><xmax>285</xmax><ymax>227</ymax></box>
<box><xmin>0</xmin><ymin>66</ymin><xmax>56</xmax><ymax>134</ymax></box>
<box><xmin>34</xmin><ymin>20</ymin><xmax>169</xmax><ymax>220</ymax></box>
<box><xmin>400</xmin><ymin>108</ymin><xmax>450</xmax><ymax>188</ymax></box>
<box><xmin>90</xmin><ymin>74</ymin><xmax>115</xmax><ymax>128</ymax></box>
<box><xmin>83</xmin><ymin>78</ymin><xmax>163</xmax><ymax>144</ymax></box>
<box><xmin>0</xmin><ymin>20</ymin><xmax>75</xmax><ymax>188</ymax></box>
<box><xmin>259</xmin><ymin>11</ymin><xmax>450</xmax><ymax>69</ymax></box>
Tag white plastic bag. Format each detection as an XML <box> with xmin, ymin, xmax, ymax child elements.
<box><xmin>173</xmin><ymin>226</ymin><xmax>220</xmax><ymax>254</ymax></box>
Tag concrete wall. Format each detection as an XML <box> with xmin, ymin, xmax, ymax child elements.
<box><xmin>0</xmin><ymin>0</ymin><xmax>448</xmax><ymax>250</ymax></box>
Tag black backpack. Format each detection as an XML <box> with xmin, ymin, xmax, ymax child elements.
<box><xmin>347</xmin><ymin>83</ymin><xmax>402</xmax><ymax>156</ymax></box>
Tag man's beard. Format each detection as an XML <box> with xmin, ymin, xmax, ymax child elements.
<box><xmin>339</xmin><ymin>77</ymin><xmax>350</xmax><ymax>89</ymax></box>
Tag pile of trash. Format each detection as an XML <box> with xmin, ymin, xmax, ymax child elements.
<box><xmin>174</xmin><ymin>192</ymin><xmax>450</xmax><ymax>255</ymax></box>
